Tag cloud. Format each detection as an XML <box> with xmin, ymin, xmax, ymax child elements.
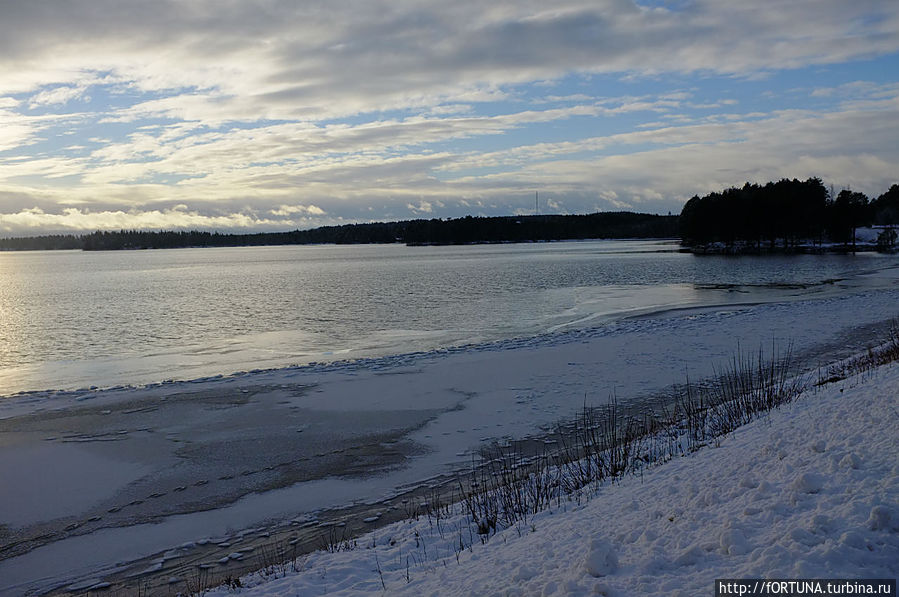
<box><xmin>437</xmin><ymin>96</ymin><xmax>899</xmax><ymax>207</ymax></box>
<box><xmin>810</xmin><ymin>81</ymin><xmax>899</xmax><ymax>103</ymax></box>
<box><xmin>428</xmin><ymin>104</ymin><xmax>474</xmax><ymax>116</ymax></box>
<box><xmin>28</xmin><ymin>85</ymin><xmax>89</xmax><ymax>108</ymax></box>
<box><xmin>2</xmin><ymin>88</ymin><xmax>898</xmax><ymax>235</ymax></box>
<box><xmin>270</xmin><ymin>204</ymin><xmax>326</xmax><ymax>216</ymax></box>
<box><xmin>0</xmin><ymin>1</ymin><xmax>897</xmax><ymax>234</ymax></box>
<box><xmin>407</xmin><ymin>201</ymin><xmax>435</xmax><ymax>214</ymax></box>
<box><xmin>2</xmin><ymin>1</ymin><xmax>897</xmax><ymax>117</ymax></box>
<box><xmin>0</xmin><ymin>205</ymin><xmax>328</xmax><ymax>235</ymax></box>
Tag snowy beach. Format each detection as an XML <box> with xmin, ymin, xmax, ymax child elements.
<box><xmin>203</xmin><ymin>343</ymin><xmax>899</xmax><ymax>597</ymax></box>
<box><xmin>1</xmin><ymin>277</ymin><xmax>898</xmax><ymax>594</ymax></box>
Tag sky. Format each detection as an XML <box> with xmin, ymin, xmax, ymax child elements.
<box><xmin>1</xmin><ymin>0</ymin><xmax>898</xmax><ymax>236</ymax></box>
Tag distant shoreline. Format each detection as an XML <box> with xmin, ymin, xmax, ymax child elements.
<box><xmin>0</xmin><ymin>212</ymin><xmax>679</xmax><ymax>252</ymax></box>
<box><xmin>685</xmin><ymin>242</ymin><xmax>892</xmax><ymax>255</ymax></box>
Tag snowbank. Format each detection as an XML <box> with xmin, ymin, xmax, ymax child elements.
<box><xmin>209</xmin><ymin>364</ymin><xmax>899</xmax><ymax>596</ymax></box>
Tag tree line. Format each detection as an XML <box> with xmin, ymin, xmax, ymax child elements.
<box><xmin>3</xmin><ymin>180</ymin><xmax>897</xmax><ymax>253</ymax></box>
<box><xmin>0</xmin><ymin>234</ymin><xmax>83</xmax><ymax>251</ymax></box>
<box><xmin>679</xmin><ymin>178</ymin><xmax>899</xmax><ymax>250</ymax></box>
<box><xmin>0</xmin><ymin>212</ymin><xmax>678</xmax><ymax>251</ymax></box>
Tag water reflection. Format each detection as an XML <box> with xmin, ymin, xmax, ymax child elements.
<box><xmin>0</xmin><ymin>241</ymin><xmax>895</xmax><ymax>393</ymax></box>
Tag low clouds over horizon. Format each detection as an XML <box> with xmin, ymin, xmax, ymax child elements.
<box><xmin>1</xmin><ymin>0</ymin><xmax>899</xmax><ymax>235</ymax></box>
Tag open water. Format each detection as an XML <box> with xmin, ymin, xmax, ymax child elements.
<box><xmin>1</xmin><ymin>240</ymin><xmax>896</xmax><ymax>394</ymax></box>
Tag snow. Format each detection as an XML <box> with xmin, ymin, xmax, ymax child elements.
<box><xmin>1</xmin><ymin>282</ymin><xmax>898</xmax><ymax>594</ymax></box>
<box><xmin>584</xmin><ymin>538</ymin><xmax>619</xmax><ymax>577</ymax></box>
<box><xmin>205</xmin><ymin>363</ymin><xmax>899</xmax><ymax>597</ymax></box>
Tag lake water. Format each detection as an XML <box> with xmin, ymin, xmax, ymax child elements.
<box><xmin>1</xmin><ymin>240</ymin><xmax>896</xmax><ymax>395</ymax></box>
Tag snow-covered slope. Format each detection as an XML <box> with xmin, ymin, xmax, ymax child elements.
<box><xmin>209</xmin><ymin>364</ymin><xmax>899</xmax><ymax>597</ymax></box>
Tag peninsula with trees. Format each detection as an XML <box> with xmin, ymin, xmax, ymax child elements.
<box><xmin>679</xmin><ymin>178</ymin><xmax>898</xmax><ymax>252</ymax></box>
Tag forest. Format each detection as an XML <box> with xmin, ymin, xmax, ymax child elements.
<box><xmin>679</xmin><ymin>178</ymin><xmax>899</xmax><ymax>250</ymax></box>
<box><xmin>0</xmin><ymin>212</ymin><xmax>677</xmax><ymax>251</ymax></box>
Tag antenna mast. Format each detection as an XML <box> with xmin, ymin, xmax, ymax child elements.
<box><xmin>535</xmin><ymin>191</ymin><xmax>539</xmax><ymax>215</ymax></box>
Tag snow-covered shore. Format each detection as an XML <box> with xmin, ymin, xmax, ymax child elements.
<box><xmin>209</xmin><ymin>360</ymin><xmax>899</xmax><ymax>597</ymax></box>
<box><xmin>1</xmin><ymin>284</ymin><xmax>898</xmax><ymax>595</ymax></box>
